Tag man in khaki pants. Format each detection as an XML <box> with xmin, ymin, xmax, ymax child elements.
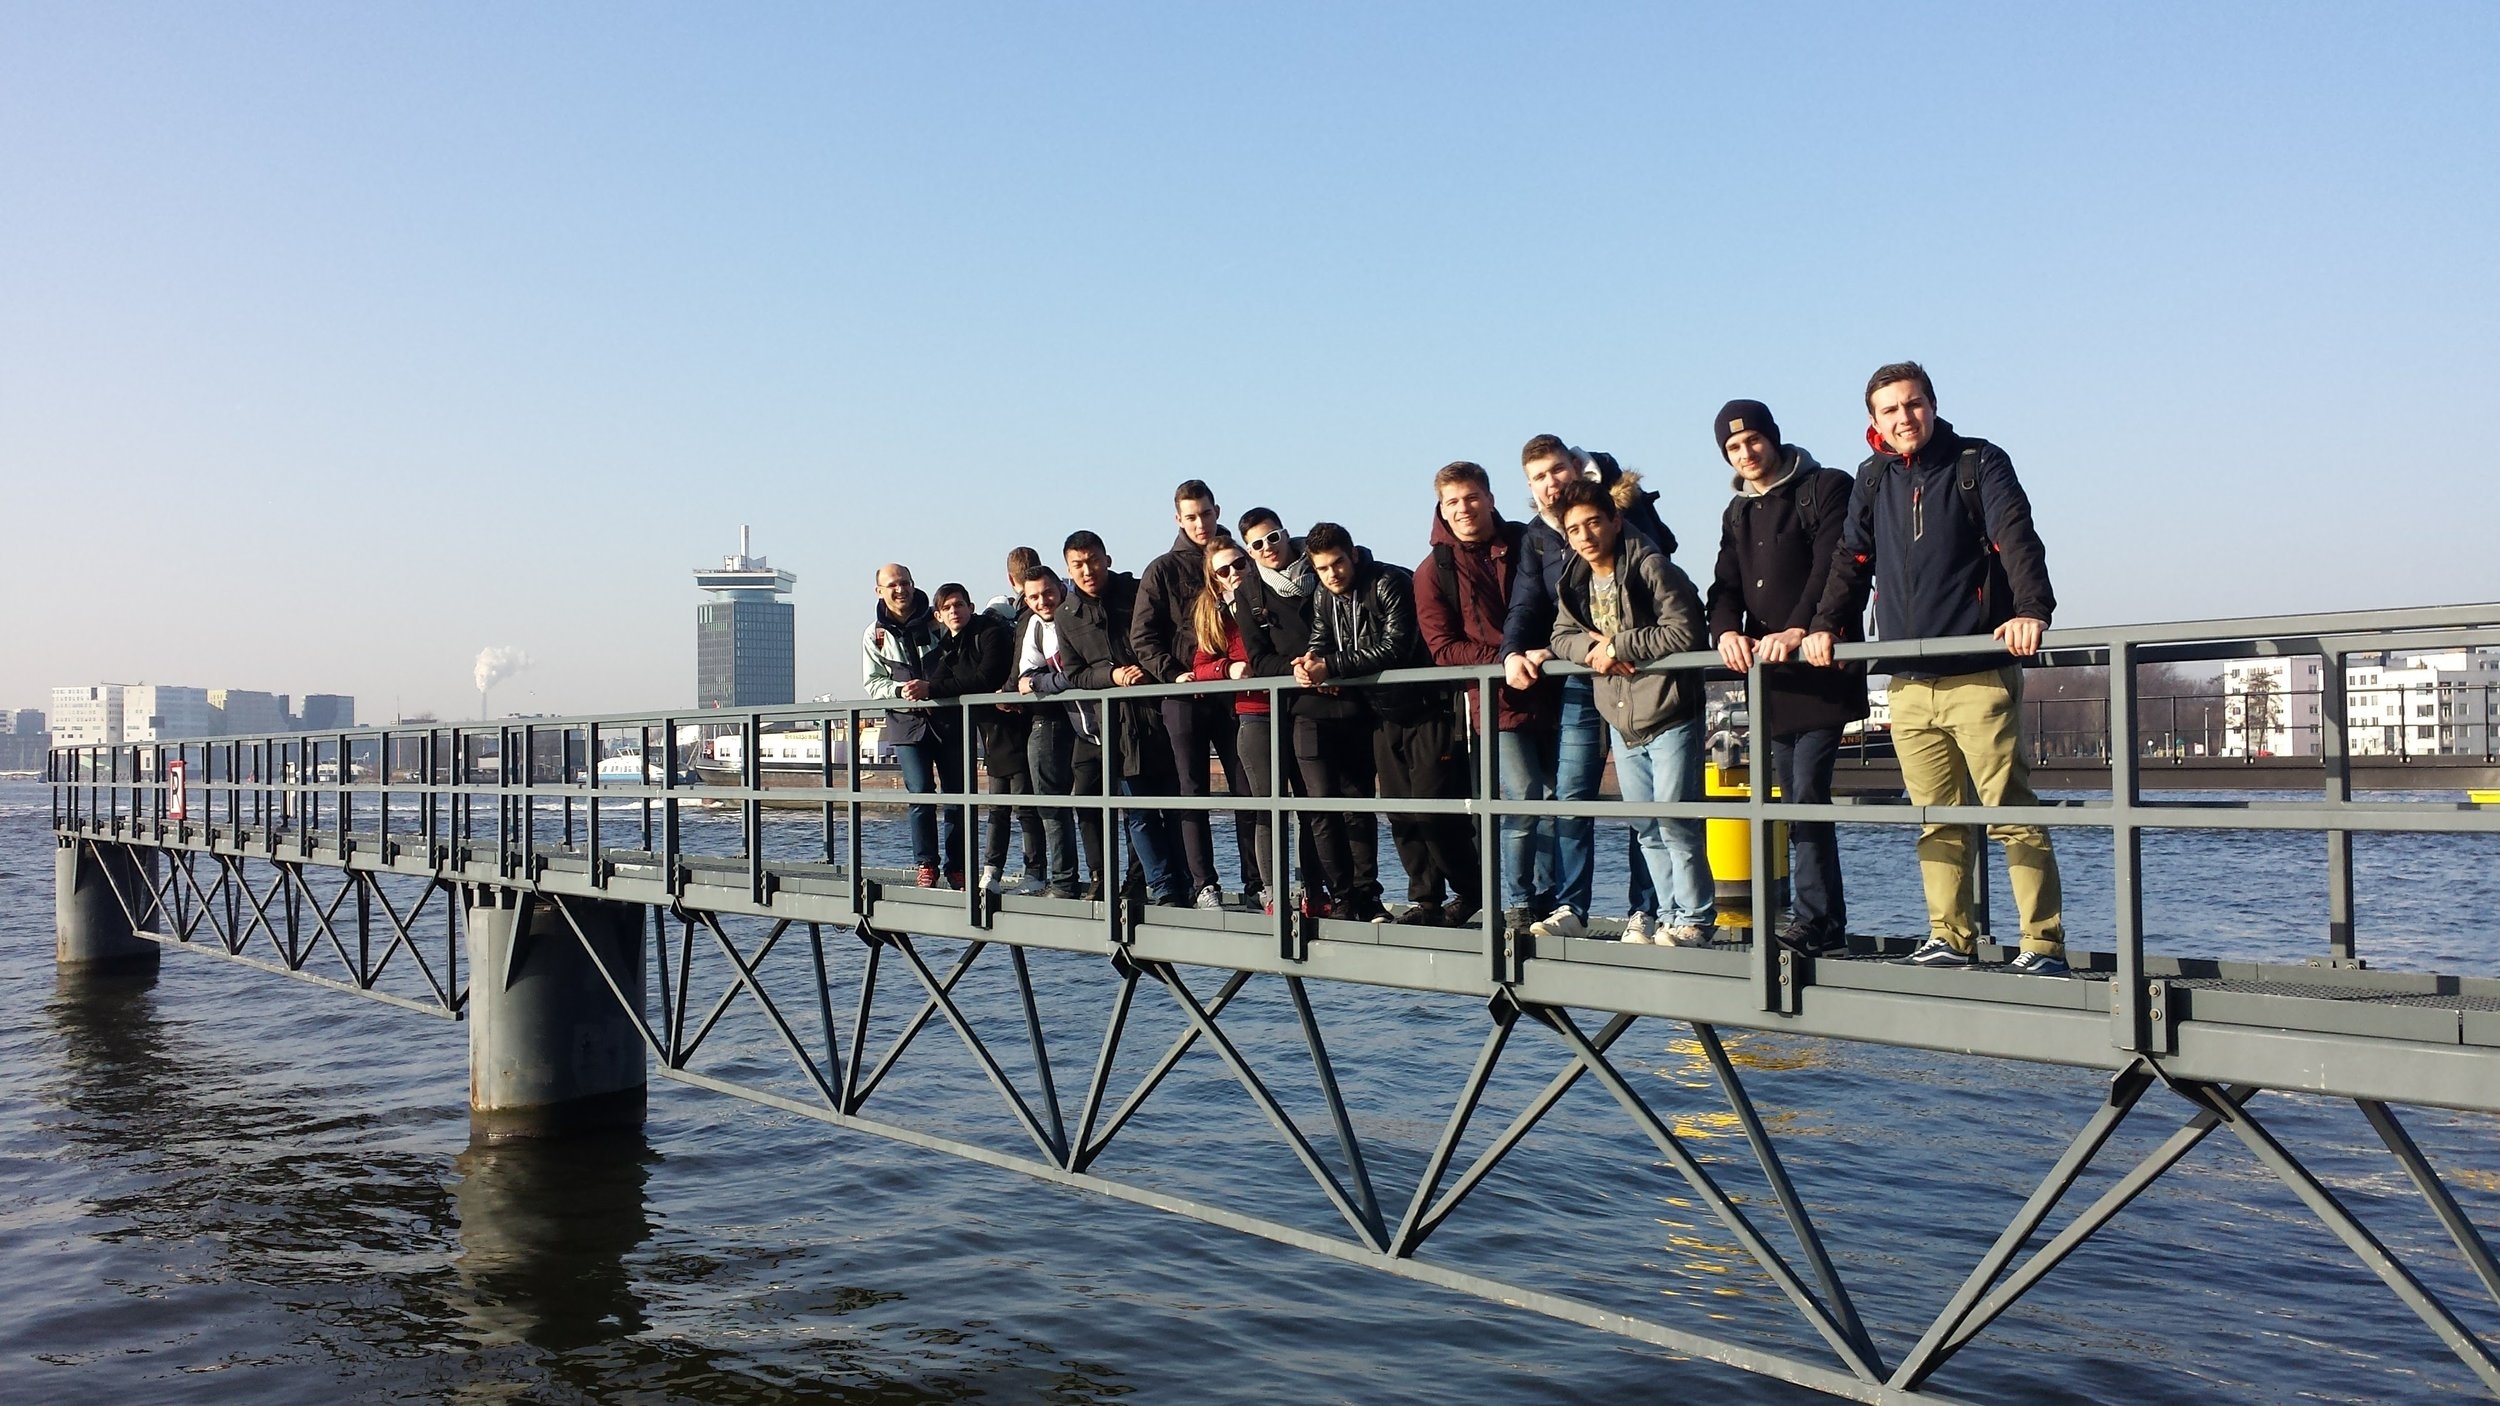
<box><xmin>1803</xmin><ymin>362</ymin><xmax>2069</xmax><ymax>976</ymax></box>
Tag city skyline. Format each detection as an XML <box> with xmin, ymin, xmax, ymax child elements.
<box><xmin>5</xmin><ymin>5</ymin><xmax>2496</xmax><ymax>721</ymax></box>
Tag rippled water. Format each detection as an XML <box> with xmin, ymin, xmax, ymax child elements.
<box><xmin>4</xmin><ymin>779</ymin><xmax>2497</xmax><ymax>1403</ymax></box>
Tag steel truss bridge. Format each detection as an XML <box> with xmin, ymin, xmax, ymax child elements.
<box><xmin>47</xmin><ymin>604</ymin><xmax>2500</xmax><ymax>1403</ymax></box>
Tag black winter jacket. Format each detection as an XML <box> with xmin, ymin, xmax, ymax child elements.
<box><xmin>923</xmin><ymin>611</ymin><xmax>1031</xmax><ymax>771</ymax></box>
<box><xmin>1131</xmin><ymin>533</ymin><xmax>1208</xmax><ymax>685</ymax></box>
<box><xmin>1705</xmin><ymin>449</ymin><xmax>1872</xmax><ymax>738</ymax></box>
<box><xmin>1050</xmin><ymin>573</ymin><xmax>1166</xmax><ymax>777</ymax></box>
<box><xmin>1811</xmin><ymin>420</ymin><xmax>2055</xmax><ymax>676</ymax></box>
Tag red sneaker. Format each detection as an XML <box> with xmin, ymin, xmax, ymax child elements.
<box><xmin>916</xmin><ymin>864</ymin><xmax>940</xmax><ymax>888</ymax></box>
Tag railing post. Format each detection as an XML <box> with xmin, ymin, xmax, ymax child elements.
<box><xmin>2108</xmin><ymin>643</ymin><xmax>2153</xmax><ymax>1052</ymax></box>
<box><xmin>1746</xmin><ymin>662</ymin><xmax>1792</xmax><ymax>1013</ymax></box>
<box><xmin>2321</xmin><ymin>651</ymin><xmax>2357</xmax><ymax>966</ymax></box>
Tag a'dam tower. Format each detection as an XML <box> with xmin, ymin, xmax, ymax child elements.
<box><xmin>694</xmin><ymin>526</ymin><xmax>796</xmax><ymax>708</ymax></box>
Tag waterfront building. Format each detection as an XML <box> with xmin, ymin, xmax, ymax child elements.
<box><xmin>6</xmin><ymin>709</ymin><xmax>43</xmax><ymax>736</ymax></box>
<box><xmin>122</xmin><ymin>685</ymin><xmax>216</xmax><ymax>742</ymax></box>
<box><xmin>209</xmin><ymin>689</ymin><xmax>290</xmax><ymax>736</ymax></box>
<box><xmin>694</xmin><ymin>526</ymin><xmax>797</xmax><ymax>709</ymax></box>
<box><xmin>2221</xmin><ymin>657</ymin><xmax>2326</xmax><ymax>757</ymax></box>
<box><xmin>298</xmin><ymin>694</ymin><xmax>357</xmax><ymax>731</ymax></box>
<box><xmin>2346</xmin><ymin>649</ymin><xmax>2497</xmax><ymax>757</ymax></box>
<box><xmin>50</xmin><ymin>686</ymin><xmax>126</xmax><ymax>747</ymax></box>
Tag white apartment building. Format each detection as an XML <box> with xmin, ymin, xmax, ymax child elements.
<box><xmin>50</xmin><ymin>685</ymin><xmax>126</xmax><ymax>747</ymax></box>
<box><xmin>2347</xmin><ymin>649</ymin><xmax>2498</xmax><ymax>756</ymax></box>
<box><xmin>2221</xmin><ymin>657</ymin><xmax>2325</xmax><ymax>757</ymax></box>
<box><xmin>122</xmin><ymin>685</ymin><xmax>216</xmax><ymax>742</ymax></box>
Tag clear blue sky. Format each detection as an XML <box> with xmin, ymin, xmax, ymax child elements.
<box><xmin>5</xmin><ymin>2</ymin><xmax>2494</xmax><ymax>720</ymax></box>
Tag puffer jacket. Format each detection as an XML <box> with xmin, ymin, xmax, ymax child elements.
<box><xmin>1551</xmin><ymin>534</ymin><xmax>1706</xmax><ymax>746</ymax></box>
<box><xmin>922</xmin><ymin>609</ymin><xmax>1028</xmax><ymax>769</ymax></box>
<box><xmin>862</xmin><ymin>590</ymin><xmax>947</xmax><ymax>747</ymax></box>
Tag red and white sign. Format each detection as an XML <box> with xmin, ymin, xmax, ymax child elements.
<box><xmin>166</xmin><ymin>759</ymin><xmax>187</xmax><ymax>821</ymax></box>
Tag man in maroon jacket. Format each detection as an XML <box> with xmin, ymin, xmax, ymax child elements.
<box><xmin>1415</xmin><ymin>460</ymin><xmax>1561</xmax><ymax>926</ymax></box>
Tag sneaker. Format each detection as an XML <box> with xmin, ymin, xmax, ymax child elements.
<box><xmin>1896</xmin><ymin>937</ymin><xmax>1974</xmax><ymax>968</ymax></box>
<box><xmin>945</xmin><ymin>868</ymin><xmax>966</xmax><ymax>891</ymax></box>
<box><xmin>1395</xmin><ymin>900</ymin><xmax>1447</xmax><ymax>926</ymax></box>
<box><xmin>1619</xmin><ymin>913</ymin><xmax>1656</xmax><ymax>945</ymax></box>
<box><xmin>1246</xmin><ymin>886</ymin><xmax>1271</xmax><ymax>914</ymax></box>
<box><xmin>1014</xmin><ymin>872</ymin><xmax>1049</xmax><ymax>896</ymax></box>
<box><xmin>1192</xmin><ymin>884</ymin><xmax>1225</xmax><ymax>911</ymax></box>
<box><xmin>1298</xmin><ymin>891</ymin><xmax>1334</xmax><ymax>921</ymax></box>
<box><xmin>979</xmin><ymin>864</ymin><xmax>1004</xmax><ymax>894</ymax></box>
<box><xmin>1082</xmin><ymin>878</ymin><xmax>1104</xmax><ymax>901</ymax></box>
<box><xmin>915</xmin><ymin>864</ymin><xmax>940</xmax><ymax>889</ymax></box>
<box><xmin>1528</xmin><ymin>906</ymin><xmax>1587</xmax><ymax>940</ymax></box>
<box><xmin>1443</xmin><ymin>898</ymin><xmax>1482</xmax><ymax>929</ymax></box>
<box><xmin>2008</xmin><ymin>950</ymin><xmax>2072</xmax><ymax>978</ymax></box>
<box><xmin>1043</xmin><ymin>882</ymin><xmax>1083</xmax><ymax>900</ymax></box>
<box><xmin>1658</xmin><ymin>923</ymin><xmax>1708</xmax><ymax>947</ymax></box>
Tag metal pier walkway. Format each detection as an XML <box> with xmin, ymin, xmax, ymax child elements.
<box><xmin>46</xmin><ymin>604</ymin><xmax>2500</xmax><ymax>1402</ymax></box>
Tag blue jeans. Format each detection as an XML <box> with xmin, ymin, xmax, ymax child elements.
<box><xmin>1614</xmin><ymin>714</ymin><xmax>1713</xmax><ymax>928</ymax></box>
<box><xmin>1496</xmin><ymin>725</ymin><xmax>1557</xmax><ymax>914</ymax></box>
<box><xmin>1554</xmin><ymin>677</ymin><xmax>1658</xmax><ymax>920</ymax></box>
<box><xmin>892</xmin><ymin>740</ymin><xmax>964</xmax><ymax>873</ymax></box>
<box><xmin>1771</xmin><ymin>726</ymin><xmax>1846</xmax><ymax>934</ymax></box>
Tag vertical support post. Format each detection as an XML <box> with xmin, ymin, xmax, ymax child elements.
<box><xmin>1745</xmin><ymin>661</ymin><xmax>1790</xmax><ymax>1012</ymax></box>
<box><xmin>1479</xmin><ymin>675</ymin><xmax>1506</xmax><ymax>983</ymax></box>
<box><xmin>2321</xmin><ymin>649</ymin><xmax>2357</xmax><ymax>966</ymax></box>
<box><xmin>744</xmin><ymin>711</ymin><xmax>765</xmax><ymax>906</ymax></box>
<box><xmin>56</xmin><ymin>840</ymin><xmax>161</xmax><ymax>970</ymax></box>
<box><xmin>2109</xmin><ymin>642</ymin><xmax>2152</xmax><ymax>1051</ymax></box>
<box><xmin>465</xmin><ymin>888</ymin><xmax>649</xmax><ymax>1139</ymax></box>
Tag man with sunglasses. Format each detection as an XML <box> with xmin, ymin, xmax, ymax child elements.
<box><xmin>1232</xmin><ymin>508</ymin><xmax>1332</xmax><ymax>914</ymax></box>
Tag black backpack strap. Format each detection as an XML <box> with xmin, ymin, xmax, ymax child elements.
<box><xmin>1431</xmin><ymin>541</ymin><xmax>1458</xmax><ymax>620</ymax></box>
<box><xmin>1957</xmin><ymin>444</ymin><xmax>1995</xmax><ymax>553</ymax></box>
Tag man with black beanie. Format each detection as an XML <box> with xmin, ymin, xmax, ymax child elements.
<box><xmin>1705</xmin><ymin>399</ymin><xmax>1867</xmax><ymax>955</ymax></box>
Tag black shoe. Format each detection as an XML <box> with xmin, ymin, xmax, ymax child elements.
<box><xmin>1776</xmin><ymin>920</ymin><xmax>1848</xmax><ymax>957</ymax></box>
<box><xmin>1896</xmin><ymin>938</ymin><xmax>1974</xmax><ymax>968</ymax></box>
<box><xmin>1082</xmin><ymin>878</ymin><xmax>1104</xmax><ymax>901</ymax></box>
<box><xmin>1394</xmin><ymin>900</ymin><xmax>1447</xmax><ymax>926</ymax></box>
<box><xmin>1443</xmin><ymin>898</ymin><xmax>1483</xmax><ymax>929</ymax></box>
<box><xmin>1043</xmin><ymin>882</ymin><xmax>1082</xmax><ymax>900</ymax></box>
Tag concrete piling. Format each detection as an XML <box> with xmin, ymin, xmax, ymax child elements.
<box><xmin>465</xmin><ymin>889</ymin><xmax>647</xmax><ymax>1139</ymax></box>
<box><xmin>54</xmin><ymin>840</ymin><xmax>163</xmax><ymax>971</ymax></box>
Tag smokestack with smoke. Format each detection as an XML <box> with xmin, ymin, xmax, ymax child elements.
<box><xmin>474</xmin><ymin>646</ymin><xmax>531</xmax><ymax>718</ymax></box>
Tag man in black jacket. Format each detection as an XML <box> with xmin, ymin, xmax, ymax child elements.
<box><xmin>923</xmin><ymin>582</ymin><xmax>1046</xmax><ymax>896</ymax></box>
<box><xmin>1704</xmin><ymin>400</ymin><xmax>1868</xmax><ymax>955</ymax></box>
<box><xmin>1133</xmin><ymin>479</ymin><xmax>1257</xmax><ymax>909</ymax></box>
<box><xmin>1805</xmin><ymin>362</ymin><xmax>2068</xmax><ymax>976</ymax></box>
<box><xmin>1295</xmin><ymin>522</ymin><xmax>1477</xmax><ymax>925</ymax></box>
<box><xmin>1036</xmin><ymin>531</ymin><xmax>1187</xmax><ymax>906</ymax></box>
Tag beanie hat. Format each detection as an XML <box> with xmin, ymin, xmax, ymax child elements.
<box><xmin>1714</xmin><ymin>400</ymin><xmax>1780</xmax><ymax>460</ymax></box>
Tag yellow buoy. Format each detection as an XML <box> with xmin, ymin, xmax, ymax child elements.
<box><xmin>1705</xmin><ymin>762</ymin><xmax>1788</xmax><ymax>928</ymax></box>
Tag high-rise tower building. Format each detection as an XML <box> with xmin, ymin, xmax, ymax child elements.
<box><xmin>695</xmin><ymin>526</ymin><xmax>797</xmax><ymax>708</ymax></box>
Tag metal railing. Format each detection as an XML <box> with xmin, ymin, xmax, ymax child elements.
<box><xmin>53</xmin><ymin>601</ymin><xmax>2500</xmax><ymax>1004</ymax></box>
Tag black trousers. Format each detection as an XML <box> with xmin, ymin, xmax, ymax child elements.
<box><xmin>1293</xmin><ymin>711</ymin><xmax>1380</xmax><ymax>906</ymax></box>
<box><xmin>1159</xmin><ymin>695</ymin><xmax>1256</xmax><ymax>898</ymax></box>
<box><xmin>1374</xmin><ymin>703</ymin><xmax>1478</xmax><ymax>907</ymax></box>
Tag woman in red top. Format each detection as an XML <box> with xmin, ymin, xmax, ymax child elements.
<box><xmin>1190</xmin><ymin>533</ymin><xmax>1276</xmax><ymax>909</ymax></box>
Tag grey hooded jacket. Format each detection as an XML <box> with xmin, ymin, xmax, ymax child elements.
<box><xmin>1550</xmin><ymin>534</ymin><xmax>1707</xmax><ymax>746</ymax></box>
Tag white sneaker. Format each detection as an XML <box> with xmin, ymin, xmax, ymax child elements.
<box><xmin>1193</xmin><ymin>884</ymin><xmax>1225</xmax><ymax>911</ymax></box>
<box><xmin>978</xmin><ymin>864</ymin><xmax>1004</xmax><ymax>894</ymax></box>
<box><xmin>1620</xmin><ymin>913</ymin><xmax>1656</xmax><ymax>944</ymax></box>
<box><xmin>1528</xmin><ymin>905</ymin><xmax>1587</xmax><ymax>940</ymax></box>
<box><xmin>1658</xmin><ymin>923</ymin><xmax>1708</xmax><ymax>947</ymax></box>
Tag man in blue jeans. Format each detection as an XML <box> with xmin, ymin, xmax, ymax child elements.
<box><xmin>1501</xmin><ymin>435</ymin><xmax>1665</xmax><ymax>941</ymax></box>
<box><xmin>862</xmin><ymin>562</ymin><xmax>960</xmax><ymax>887</ymax></box>
<box><xmin>1548</xmin><ymin>480</ymin><xmax>1714</xmax><ymax>943</ymax></box>
<box><xmin>1704</xmin><ymin>399</ymin><xmax>1869</xmax><ymax>954</ymax></box>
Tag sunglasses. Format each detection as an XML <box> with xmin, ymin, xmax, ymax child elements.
<box><xmin>1245</xmin><ymin>528</ymin><xmax>1288</xmax><ymax>553</ymax></box>
<box><xmin>1212</xmin><ymin>558</ymin><xmax>1247</xmax><ymax>577</ymax></box>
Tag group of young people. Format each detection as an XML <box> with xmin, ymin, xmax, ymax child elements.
<box><xmin>860</xmin><ymin>360</ymin><xmax>2076</xmax><ymax>977</ymax></box>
